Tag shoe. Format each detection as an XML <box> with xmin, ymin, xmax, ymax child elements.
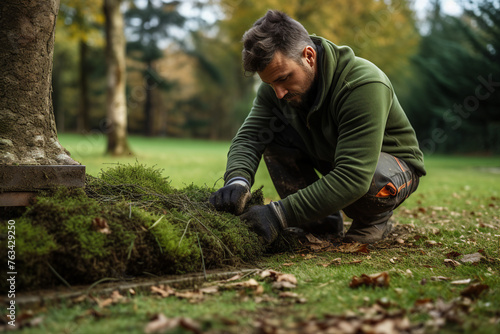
<box><xmin>343</xmin><ymin>219</ymin><xmax>393</xmax><ymax>244</ymax></box>
<box><xmin>306</xmin><ymin>212</ymin><xmax>344</xmax><ymax>238</ymax></box>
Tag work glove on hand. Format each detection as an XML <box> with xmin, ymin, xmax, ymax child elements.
<box><xmin>209</xmin><ymin>177</ymin><xmax>251</xmax><ymax>215</ymax></box>
<box><xmin>239</xmin><ymin>202</ymin><xmax>288</xmax><ymax>245</ymax></box>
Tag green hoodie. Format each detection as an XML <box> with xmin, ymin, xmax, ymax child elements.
<box><xmin>224</xmin><ymin>36</ymin><xmax>426</xmax><ymax>225</ymax></box>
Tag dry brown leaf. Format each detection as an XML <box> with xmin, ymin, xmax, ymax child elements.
<box><xmin>319</xmin><ymin>258</ymin><xmax>342</xmax><ymax>267</ymax></box>
<box><xmin>225</xmin><ymin>278</ymin><xmax>261</xmax><ymax>291</ymax></box>
<box><xmin>151</xmin><ymin>285</ymin><xmax>176</xmax><ymax>298</ymax></box>
<box><xmin>225</xmin><ymin>274</ymin><xmax>243</xmax><ymax>282</ymax></box>
<box><xmin>282</xmin><ymin>262</ymin><xmax>295</xmax><ymax>267</ymax></box>
<box><xmin>272</xmin><ymin>281</ymin><xmax>297</xmax><ymax>290</ymax></box>
<box><xmin>460</xmin><ymin>283</ymin><xmax>489</xmax><ymax>300</ymax></box>
<box><xmin>414</xmin><ymin>298</ymin><xmax>434</xmax><ymax>306</ymax></box>
<box><xmin>92</xmin><ymin>217</ymin><xmax>111</xmax><ymax>234</ymax></box>
<box><xmin>199</xmin><ymin>286</ymin><xmax>219</xmax><ymax>294</ymax></box>
<box><xmin>339</xmin><ymin>242</ymin><xmax>370</xmax><ymax>254</ymax></box>
<box><xmin>444</xmin><ymin>258</ymin><xmax>461</xmax><ymax>267</ymax></box>
<box><xmin>110</xmin><ymin>290</ymin><xmax>124</xmax><ymax>303</ymax></box>
<box><xmin>174</xmin><ymin>291</ymin><xmax>204</xmax><ymax>302</ymax></box>
<box><xmin>445</xmin><ymin>251</ymin><xmax>461</xmax><ymax>258</ymax></box>
<box><xmin>305</xmin><ymin>233</ymin><xmax>323</xmax><ymax>244</ymax></box>
<box><xmin>303</xmin><ymin>254</ymin><xmax>317</xmax><ymax>260</ymax></box>
<box><xmin>277</xmin><ymin>273</ymin><xmax>297</xmax><ymax>285</ymax></box>
<box><xmin>260</xmin><ymin>269</ymin><xmax>280</xmax><ymax>280</ymax></box>
<box><xmin>144</xmin><ymin>314</ymin><xmax>202</xmax><ymax>334</ymax></box>
<box><xmin>349</xmin><ymin>272</ymin><xmax>390</xmax><ymax>288</ymax></box>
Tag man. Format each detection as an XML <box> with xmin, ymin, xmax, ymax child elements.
<box><xmin>209</xmin><ymin>10</ymin><xmax>426</xmax><ymax>245</ymax></box>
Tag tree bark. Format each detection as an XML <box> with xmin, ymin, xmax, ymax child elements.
<box><xmin>103</xmin><ymin>0</ymin><xmax>131</xmax><ymax>156</ymax></box>
<box><xmin>0</xmin><ymin>0</ymin><xmax>78</xmax><ymax>165</ymax></box>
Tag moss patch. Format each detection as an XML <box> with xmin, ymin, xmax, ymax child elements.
<box><xmin>3</xmin><ymin>163</ymin><xmax>276</xmax><ymax>291</ymax></box>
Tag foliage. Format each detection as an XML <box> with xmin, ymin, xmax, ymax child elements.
<box><xmin>405</xmin><ymin>0</ymin><xmax>500</xmax><ymax>154</ymax></box>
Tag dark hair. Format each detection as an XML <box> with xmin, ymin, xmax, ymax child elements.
<box><xmin>242</xmin><ymin>10</ymin><xmax>316</xmax><ymax>74</ymax></box>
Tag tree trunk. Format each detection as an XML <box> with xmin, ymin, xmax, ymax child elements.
<box><xmin>0</xmin><ymin>0</ymin><xmax>78</xmax><ymax>165</ymax></box>
<box><xmin>77</xmin><ymin>39</ymin><xmax>90</xmax><ymax>133</ymax></box>
<box><xmin>144</xmin><ymin>61</ymin><xmax>154</xmax><ymax>136</ymax></box>
<box><xmin>103</xmin><ymin>0</ymin><xmax>131</xmax><ymax>156</ymax></box>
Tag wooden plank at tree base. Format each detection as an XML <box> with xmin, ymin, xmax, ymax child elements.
<box><xmin>0</xmin><ymin>165</ymin><xmax>86</xmax><ymax>206</ymax></box>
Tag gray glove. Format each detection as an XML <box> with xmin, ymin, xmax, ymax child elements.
<box><xmin>209</xmin><ymin>177</ymin><xmax>251</xmax><ymax>215</ymax></box>
<box><xmin>239</xmin><ymin>201</ymin><xmax>288</xmax><ymax>245</ymax></box>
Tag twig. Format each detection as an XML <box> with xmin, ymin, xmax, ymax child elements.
<box><xmin>149</xmin><ymin>215</ymin><xmax>165</xmax><ymax>230</ymax></box>
<box><xmin>197</xmin><ymin>233</ymin><xmax>207</xmax><ymax>280</ymax></box>
<box><xmin>178</xmin><ymin>219</ymin><xmax>192</xmax><ymax>247</ymax></box>
<box><xmin>86</xmin><ymin>277</ymin><xmax>121</xmax><ymax>294</ymax></box>
<box><xmin>47</xmin><ymin>262</ymin><xmax>72</xmax><ymax>289</ymax></box>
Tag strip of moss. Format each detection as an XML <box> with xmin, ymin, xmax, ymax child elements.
<box><xmin>2</xmin><ymin>163</ymin><xmax>273</xmax><ymax>291</ymax></box>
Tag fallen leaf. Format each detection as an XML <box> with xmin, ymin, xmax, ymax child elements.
<box><xmin>261</xmin><ymin>269</ymin><xmax>298</xmax><ymax>288</ymax></box>
<box><xmin>414</xmin><ymin>298</ymin><xmax>433</xmax><ymax>306</ymax></box>
<box><xmin>303</xmin><ymin>254</ymin><xmax>317</xmax><ymax>260</ymax></box>
<box><xmin>460</xmin><ymin>283</ymin><xmax>489</xmax><ymax>300</ymax></box>
<box><xmin>277</xmin><ymin>273</ymin><xmax>297</xmax><ymax>285</ymax></box>
<box><xmin>339</xmin><ymin>242</ymin><xmax>370</xmax><ymax>254</ymax></box>
<box><xmin>444</xmin><ymin>259</ymin><xmax>461</xmax><ymax>267</ymax></box>
<box><xmin>460</xmin><ymin>252</ymin><xmax>483</xmax><ymax>264</ymax></box>
<box><xmin>349</xmin><ymin>272</ymin><xmax>390</xmax><ymax>288</ymax></box>
<box><xmin>144</xmin><ymin>314</ymin><xmax>202</xmax><ymax>334</ymax></box>
<box><xmin>278</xmin><ymin>291</ymin><xmax>299</xmax><ymax>299</ymax></box>
<box><xmin>305</xmin><ymin>233</ymin><xmax>323</xmax><ymax>244</ymax></box>
<box><xmin>92</xmin><ymin>217</ymin><xmax>111</xmax><ymax>234</ymax></box>
<box><xmin>445</xmin><ymin>251</ymin><xmax>461</xmax><ymax>258</ymax></box>
<box><xmin>225</xmin><ymin>274</ymin><xmax>243</xmax><ymax>282</ymax></box>
<box><xmin>199</xmin><ymin>286</ymin><xmax>219</xmax><ymax>294</ymax></box>
<box><xmin>282</xmin><ymin>262</ymin><xmax>295</xmax><ymax>267</ymax></box>
<box><xmin>451</xmin><ymin>279</ymin><xmax>472</xmax><ymax>285</ymax></box>
<box><xmin>224</xmin><ymin>278</ymin><xmax>263</xmax><ymax>295</ymax></box>
<box><xmin>174</xmin><ymin>291</ymin><xmax>204</xmax><ymax>302</ymax></box>
<box><xmin>430</xmin><ymin>276</ymin><xmax>451</xmax><ymax>281</ymax></box>
<box><xmin>272</xmin><ymin>281</ymin><xmax>297</xmax><ymax>290</ymax></box>
<box><xmin>260</xmin><ymin>269</ymin><xmax>280</xmax><ymax>280</ymax></box>
<box><xmin>151</xmin><ymin>285</ymin><xmax>176</xmax><ymax>298</ymax></box>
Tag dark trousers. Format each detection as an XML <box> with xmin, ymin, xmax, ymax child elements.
<box><xmin>263</xmin><ymin>125</ymin><xmax>420</xmax><ymax>228</ymax></box>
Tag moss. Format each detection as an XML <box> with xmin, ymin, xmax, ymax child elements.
<box><xmin>4</xmin><ymin>163</ymin><xmax>273</xmax><ymax>291</ymax></box>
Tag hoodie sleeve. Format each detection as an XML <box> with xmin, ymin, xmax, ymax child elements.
<box><xmin>281</xmin><ymin>82</ymin><xmax>393</xmax><ymax>225</ymax></box>
<box><xmin>223</xmin><ymin>84</ymin><xmax>278</xmax><ymax>186</ymax></box>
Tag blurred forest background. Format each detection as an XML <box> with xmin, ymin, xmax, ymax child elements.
<box><xmin>52</xmin><ymin>0</ymin><xmax>500</xmax><ymax>155</ymax></box>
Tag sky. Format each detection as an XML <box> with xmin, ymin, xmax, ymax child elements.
<box><xmin>413</xmin><ymin>0</ymin><xmax>464</xmax><ymax>19</ymax></box>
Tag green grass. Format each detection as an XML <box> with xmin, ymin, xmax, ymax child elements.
<box><xmin>9</xmin><ymin>135</ymin><xmax>500</xmax><ymax>333</ymax></box>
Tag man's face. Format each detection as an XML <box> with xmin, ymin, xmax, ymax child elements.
<box><xmin>258</xmin><ymin>47</ymin><xmax>317</xmax><ymax>109</ymax></box>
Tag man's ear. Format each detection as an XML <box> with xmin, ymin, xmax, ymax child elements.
<box><xmin>302</xmin><ymin>46</ymin><xmax>316</xmax><ymax>68</ymax></box>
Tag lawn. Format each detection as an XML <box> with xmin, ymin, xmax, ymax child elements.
<box><xmin>5</xmin><ymin>134</ymin><xmax>500</xmax><ymax>333</ymax></box>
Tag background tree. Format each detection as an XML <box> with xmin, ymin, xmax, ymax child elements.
<box><xmin>58</xmin><ymin>0</ymin><xmax>104</xmax><ymax>133</ymax></box>
<box><xmin>406</xmin><ymin>0</ymin><xmax>500</xmax><ymax>154</ymax></box>
<box><xmin>125</xmin><ymin>0</ymin><xmax>185</xmax><ymax>136</ymax></box>
<box><xmin>103</xmin><ymin>0</ymin><xmax>131</xmax><ymax>155</ymax></box>
<box><xmin>0</xmin><ymin>0</ymin><xmax>78</xmax><ymax>165</ymax></box>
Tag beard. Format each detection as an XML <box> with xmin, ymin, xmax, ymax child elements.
<box><xmin>285</xmin><ymin>66</ymin><xmax>317</xmax><ymax>110</ymax></box>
